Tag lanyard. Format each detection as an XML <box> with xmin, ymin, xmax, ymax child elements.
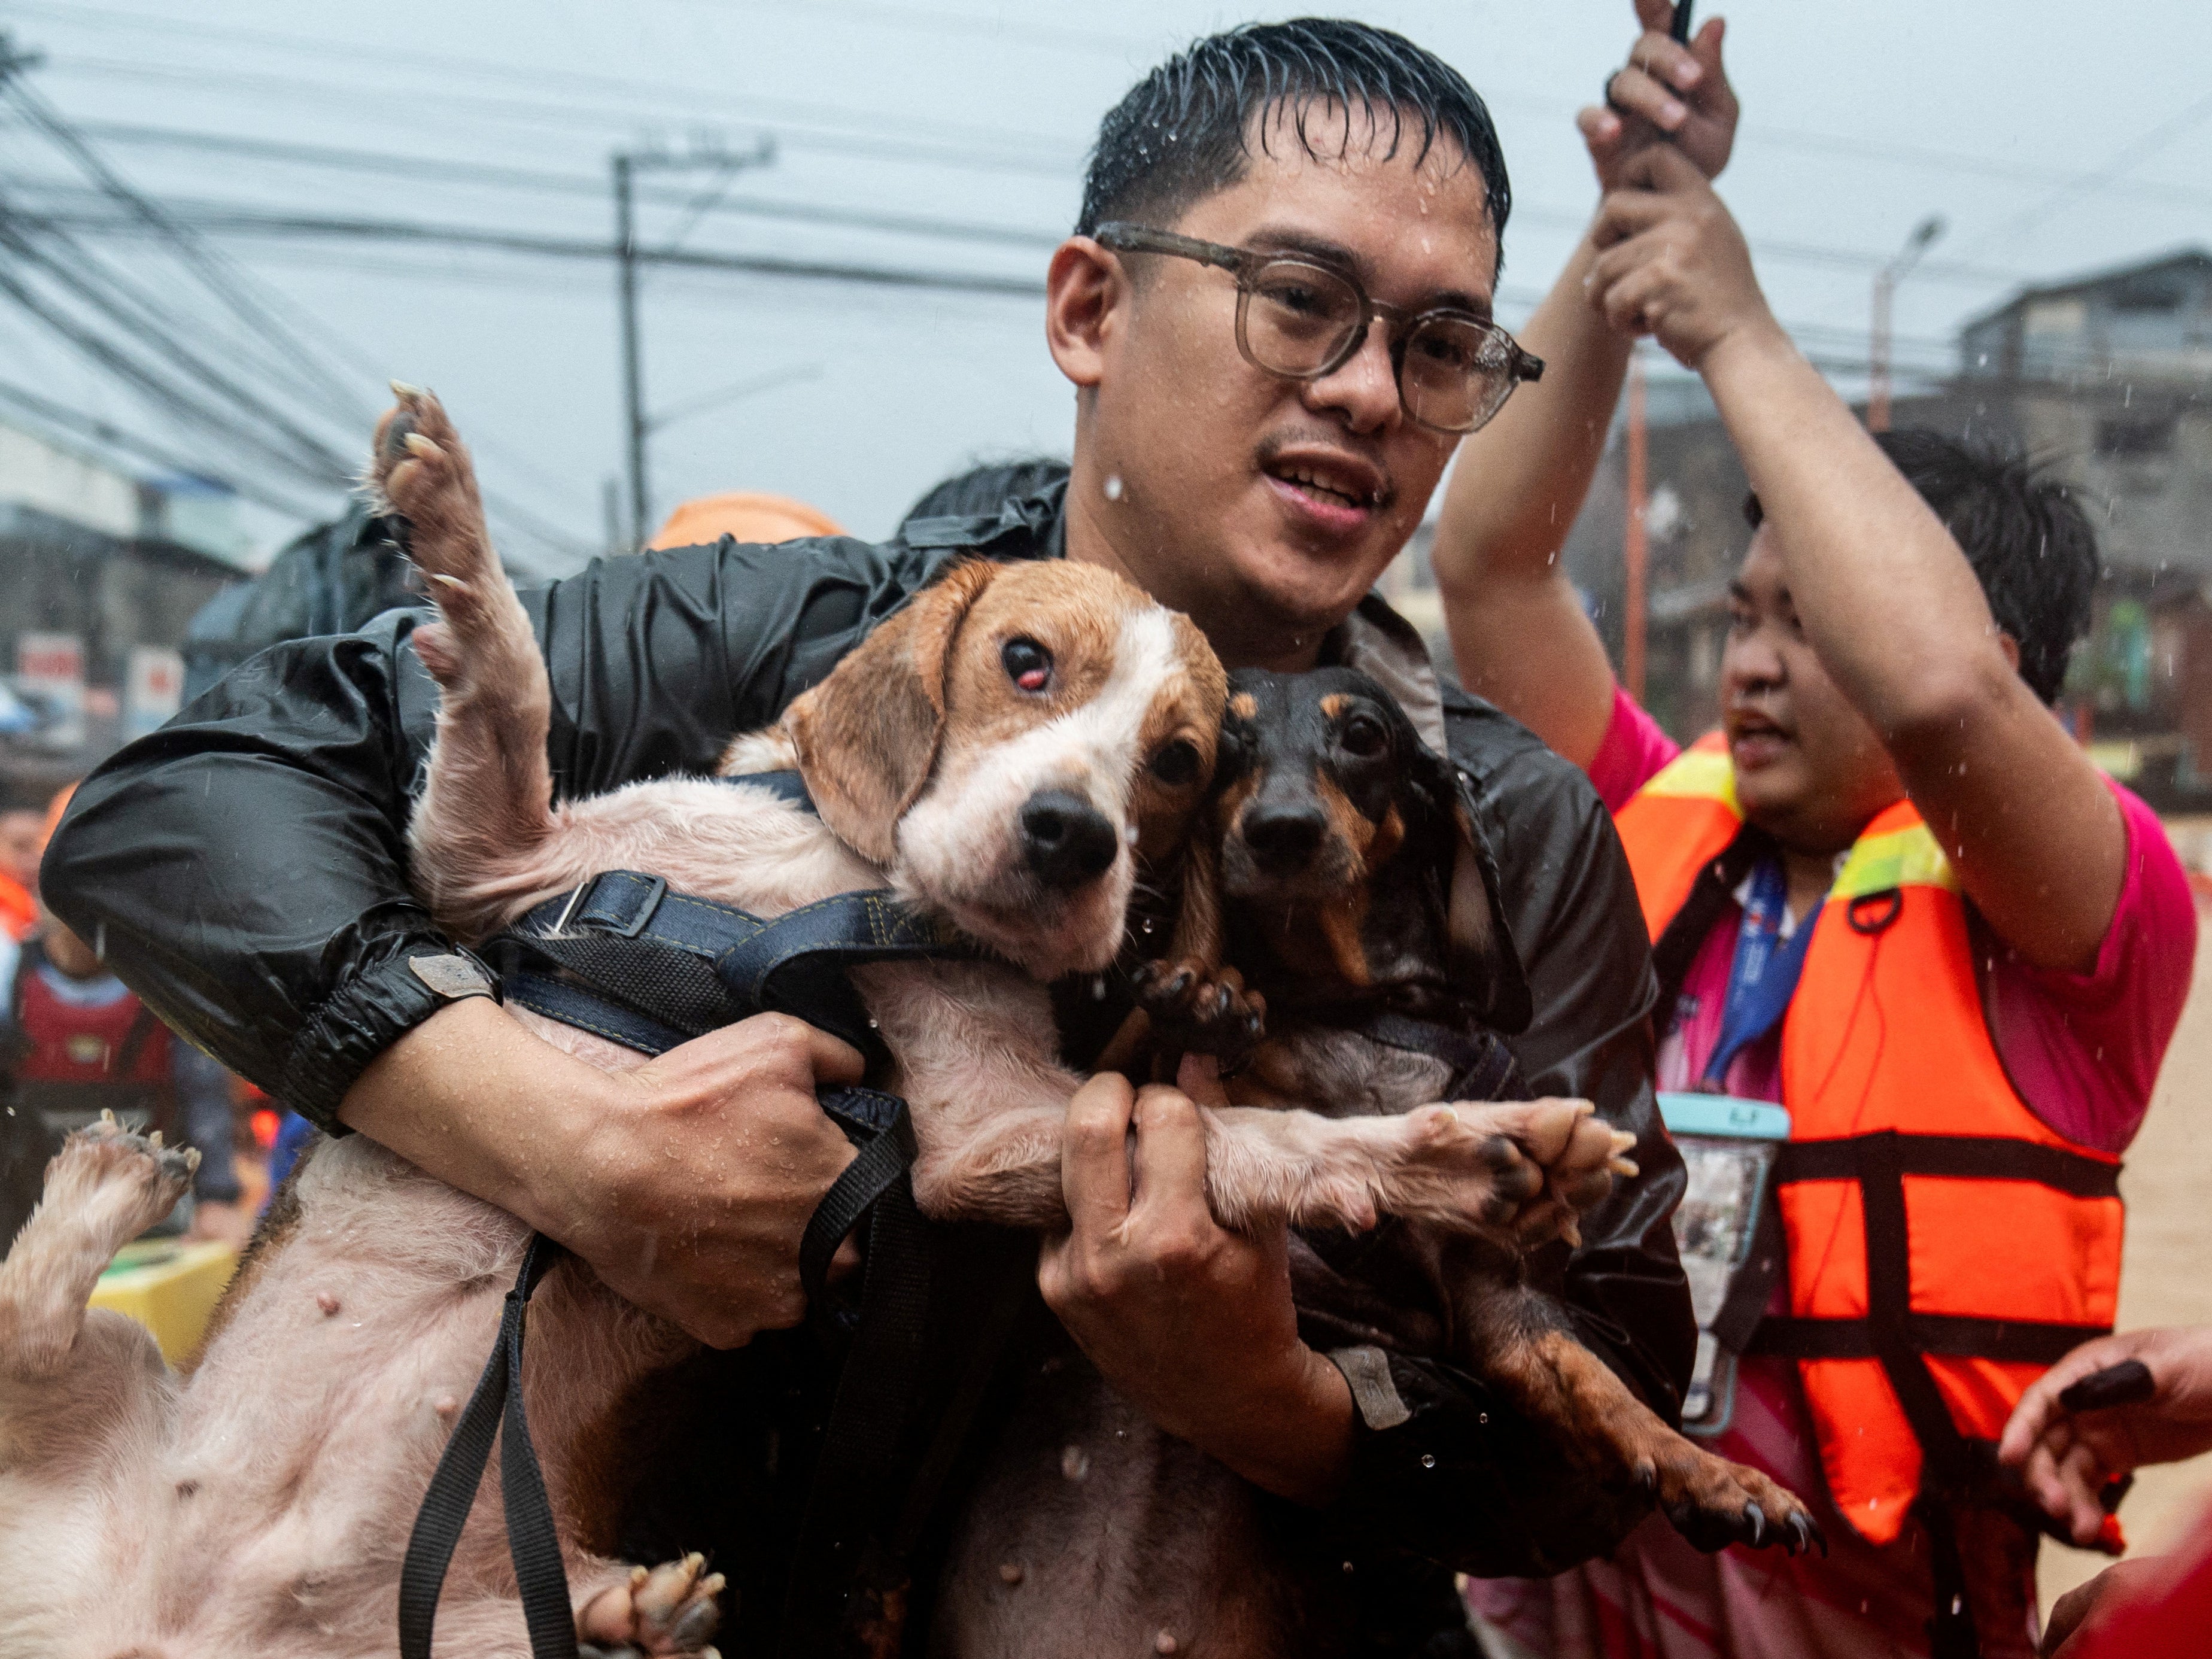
<box><xmin>1701</xmin><ymin>858</ymin><xmax>1818</xmax><ymax>1088</ymax></box>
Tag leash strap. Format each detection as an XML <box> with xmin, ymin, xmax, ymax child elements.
<box><xmin>1351</xmin><ymin>1008</ymin><xmax>1523</xmax><ymax>1102</ymax></box>
<box><xmin>398</xmin><ymin>1233</ymin><xmax>578</xmax><ymax>1659</ymax></box>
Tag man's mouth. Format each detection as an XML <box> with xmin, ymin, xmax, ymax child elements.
<box><xmin>1726</xmin><ymin>712</ymin><xmax>1792</xmax><ymax>769</ymax></box>
<box><xmin>1260</xmin><ymin>450</ymin><xmax>1388</xmax><ymax>532</ymax></box>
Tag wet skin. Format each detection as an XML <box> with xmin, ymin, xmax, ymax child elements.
<box><xmin>1048</xmin><ymin>102</ymin><xmax>1501</xmax><ymax>672</ymax></box>
<box><xmin>1722</xmin><ymin>529</ymin><xmax>1906</xmax><ymax>877</ymax></box>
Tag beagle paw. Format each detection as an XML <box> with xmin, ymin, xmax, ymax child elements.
<box><xmin>1374</xmin><ymin>1099</ymin><xmax>1630</xmax><ymax>1245</ymax></box>
<box><xmin>49</xmin><ymin>1113</ymin><xmax>199</xmax><ymax>1245</ymax></box>
<box><xmin>1132</xmin><ymin>956</ymin><xmax>1266</xmax><ymax>1071</ymax></box>
<box><xmin>367</xmin><ymin>387</ymin><xmax>503</xmax><ymax>625</ymax></box>
<box><xmin>578</xmin><ymin>1553</ymin><xmax>724</xmax><ymax>1658</ymax></box>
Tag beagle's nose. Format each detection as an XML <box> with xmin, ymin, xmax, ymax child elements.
<box><xmin>1243</xmin><ymin>803</ymin><xmax>1327</xmax><ymax>873</ymax></box>
<box><xmin>1019</xmin><ymin>789</ymin><xmax>1119</xmax><ymax>889</ymax></box>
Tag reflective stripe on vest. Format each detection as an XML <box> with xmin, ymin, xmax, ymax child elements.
<box><xmin>1617</xmin><ymin>739</ymin><xmax>2124</xmax><ymax>1546</ymax></box>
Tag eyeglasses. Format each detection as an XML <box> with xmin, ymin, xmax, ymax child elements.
<box><xmin>1093</xmin><ymin>221</ymin><xmax>1543</xmax><ymax>435</ymax></box>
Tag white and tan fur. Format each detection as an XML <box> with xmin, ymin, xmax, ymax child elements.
<box><xmin>0</xmin><ymin>388</ymin><xmax>1615</xmax><ymax>1657</ymax></box>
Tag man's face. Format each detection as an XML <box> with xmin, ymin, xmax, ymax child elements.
<box><xmin>1059</xmin><ymin>104</ymin><xmax>1497</xmax><ymax>668</ymax></box>
<box><xmin>0</xmin><ymin>810</ymin><xmax>42</xmax><ymax>889</ymax></box>
<box><xmin>1721</xmin><ymin>531</ymin><xmax>1905</xmax><ymax>854</ymax></box>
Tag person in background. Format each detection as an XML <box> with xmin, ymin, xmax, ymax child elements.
<box><xmin>0</xmin><ymin>803</ymin><xmax>44</xmax><ymax>940</ymax></box>
<box><xmin>2001</xmin><ymin>1326</ymin><xmax>2212</xmax><ymax>1656</ymax></box>
<box><xmin>1429</xmin><ymin>13</ymin><xmax>2196</xmax><ymax>1657</ymax></box>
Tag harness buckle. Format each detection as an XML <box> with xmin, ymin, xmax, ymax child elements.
<box><xmin>558</xmin><ymin>871</ymin><xmax>668</xmax><ymax>938</ymax></box>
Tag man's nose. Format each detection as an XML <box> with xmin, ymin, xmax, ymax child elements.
<box><xmin>1722</xmin><ymin>627</ymin><xmax>1787</xmax><ymax>695</ymax></box>
<box><xmin>1304</xmin><ymin>320</ymin><xmax>1400</xmax><ymax>434</ymax></box>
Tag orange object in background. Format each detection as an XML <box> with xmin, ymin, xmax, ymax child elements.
<box><xmin>0</xmin><ymin>874</ymin><xmax>35</xmax><ymax>940</ymax></box>
<box><xmin>649</xmin><ymin>493</ymin><xmax>843</xmax><ymax>551</ymax></box>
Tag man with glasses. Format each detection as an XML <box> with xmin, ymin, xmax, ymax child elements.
<box><xmin>45</xmin><ymin>15</ymin><xmax>1715</xmax><ymax>1653</ymax></box>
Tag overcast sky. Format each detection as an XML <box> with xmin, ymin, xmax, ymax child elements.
<box><xmin>2</xmin><ymin>0</ymin><xmax>2208</xmax><ymax>570</ymax></box>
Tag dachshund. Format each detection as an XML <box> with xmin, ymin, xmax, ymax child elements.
<box><xmin>1132</xmin><ymin>665</ymin><xmax>1827</xmax><ymax>1560</ymax></box>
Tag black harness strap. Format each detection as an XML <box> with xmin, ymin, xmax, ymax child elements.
<box><xmin>1351</xmin><ymin>1008</ymin><xmax>1523</xmax><ymax>1102</ymax></box>
<box><xmin>399</xmin><ymin>1233</ymin><xmax>576</xmax><ymax>1659</ymax></box>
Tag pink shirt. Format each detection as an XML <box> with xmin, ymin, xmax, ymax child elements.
<box><xmin>1590</xmin><ymin>686</ymin><xmax>2194</xmax><ymax>1153</ymax></box>
<box><xmin>1466</xmin><ymin>688</ymin><xmax>2196</xmax><ymax>1659</ymax></box>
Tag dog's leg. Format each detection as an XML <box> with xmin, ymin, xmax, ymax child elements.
<box><xmin>370</xmin><ymin>386</ymin><xmax>561</xmax><ymax>941</ymax></box>
<box><xmin>573</xmin><ymin>1551</ymin><xmax>725</xmax><ymax>1658</ymax></box>
<box><xmin>1196</xmin><ymin>1097</ymin><xmax>1632</xmax><ymax>1244</ymax></box>
<box><xmin>0</xmin><ymin>1117</ymin><xmax>191</xmax><ymax>1473</ymax></box>
<box><xmin>1462</xmin><ymin>1283</ymin><xmax>1826</xmax><ymax>1558</ymax></box>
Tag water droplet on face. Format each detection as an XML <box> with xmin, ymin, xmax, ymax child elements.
<box><xmin>999</xmin><ymin>1562</ymin><xmax>1024</xmax><ymax>1585</ymax></box>
<box><xmin>1061</xmin><ymin>1444</ymin><xmax>1090</xmax><ymax>1481</ymax></box>
<box><xmin>1104</xmin><ymin>474</ymin><xmax>1124</xmax><ymax>502</ymax></box>
<box><xmin>1420</xmin><ymin>1453</ymin><xmax>1437</xmax><ymax>1469</ymax></box>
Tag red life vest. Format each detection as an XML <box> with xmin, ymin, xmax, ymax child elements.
<box><xmin>1615</xmin><ymin>733</ymin><xmax>2125</xmax><ymax>1546</ymax></box>
<box><xmin>7</xmin><ymin>943</ymin><xmax>172</xmax><ymax>1131</ymax></box>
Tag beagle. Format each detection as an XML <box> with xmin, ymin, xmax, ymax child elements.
<box><xmin>1141</xmin><ymin>665</ymin><xmax>1825</xmax><ymax>1559</ymax></box>
<box><xmin>0</xmin><ymin>391</ymin><xmax>1623</xmax><ymax>1659</ymax></box>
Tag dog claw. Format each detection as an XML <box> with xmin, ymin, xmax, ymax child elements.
<box><xmin>1744</xmin><ymin>1502</ymin><xmax>1767</xmax><ymax>1548</ymax></box>
<box><xmin>147</xmin><ymin>1129</ymin><xmax>163</xmax><ymax>1149</ymax></box>
<box><xmin>390</xmin><ymin>379</ymin><xmax>425</xmax><ymax>399</ymax></box>
<box><xmin>403</xmin><ymin>431</ymin><xmax>444</xmax><ymax>460</ymax></box>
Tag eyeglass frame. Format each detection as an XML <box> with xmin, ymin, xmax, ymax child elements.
<box><xmin>1092</xmin><ymin>220</ymin><xmax>1545</xmax><ymax>434</ymax></box>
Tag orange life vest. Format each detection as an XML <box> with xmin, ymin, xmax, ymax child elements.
<box><xmin>1616</xmin><ymin>733</ymin><xmax>2125</xmax><ymax>1546</ymax></box>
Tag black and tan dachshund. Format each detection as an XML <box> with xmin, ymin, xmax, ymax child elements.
<box><xmin>1137</xmin><ymin>664</ymin><xmax>1826</xmax><ymax>1560</ymax></box>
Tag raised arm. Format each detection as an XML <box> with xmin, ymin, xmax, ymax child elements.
<box><xmin>1585</xmin><ymin>144</ymin><xmax>2125</xmax><ymax>971</ymax></box>
<box><xmin>1434</xmin><ymin>0</ymin><xmax>1736</xmax><ymax>764</ymax></box>
<box><xmin>42</xmin><ymin>531</ymin><xmax>946</xmax><ymax>1341</ymax></box>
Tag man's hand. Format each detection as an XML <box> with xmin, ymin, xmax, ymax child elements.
<box><xmin>1587</xmin><ymin>144</ymin><xmax>1779</xmax><ymax>372</ymax></box>
<box><xmin>341</xmin><ymin>999</ymin><xmax>862</xmax><ymax>1349</ymax></box>
<box><xmin>2000</xmin><ymin>1326</ymin><xmax>2212</xmax><ymax>1548</ymax></box>
<box><xmin>1038</xmin><ymin>1063</ymin><xmax>1354</xmax><ymax>1506</ymax></box>
<box><xmin>1582</xmin><ymin>1</ymin><xmax>1738</xmax><ymax>189</ymax></box>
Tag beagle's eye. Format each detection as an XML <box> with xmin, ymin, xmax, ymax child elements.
<box><xmin>1148</xmin><ymin>738</ymin><xmax>1202</xmax><ymax>788</ymax></box>
<box><xmin>1339</xmin><ymin>713</ymin><xmax>1388</xmax><ymax>758</ymax></box>
<box><xmin>1002</xmin><ymin>637</ymin><xmax>1052</xmax><ymax>692</ymax></box>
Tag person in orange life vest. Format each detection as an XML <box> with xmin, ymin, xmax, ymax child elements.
<box><xmin>1999</xmin><ymin>1325</ymin><xmax>2212</xmax><ymax>1657</ymax></box>
<box><xmin>0</xmin><ymin>907</ymin><xmax>249</xmax><ymax>1248</ymax></box>
<box><xmin>0</xmin><ymin>804</ymin><xmax>44</xmax><ymax>941</ymax></box>
<box><xmin>1427</xmin><ymin>83</ymin><xmax>2194</xmax><ymax>1659</ymax></box>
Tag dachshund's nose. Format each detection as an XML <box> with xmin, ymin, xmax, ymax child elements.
<box><xmin>1020</xmin><ymin>789</ymin><xmax>1120</xmax><ymax>889</ymax></box>
<box><xmin>1243</xmin><ymin>803</ymin><xmax>1327</xmax><ymax>873</ymax></box>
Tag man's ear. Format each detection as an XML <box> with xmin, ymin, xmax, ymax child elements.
<box><xmin>783</xmin><ymin>560</ymin><xmax>999</xmax><ymax>867</ymax></box>
<box><xmin>1045</xmin><ymin>236</ymin><xmax>1120</xmax><ymax>393</ymax></box>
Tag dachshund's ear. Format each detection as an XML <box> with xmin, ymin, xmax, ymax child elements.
<box><xmin>784</xmin><ymin>560</ymin><xmax>999</xmax><ymax>866</ymax></box>
<box><xmin>1414</xmin><ymin>743</ymin><xmax>1532</xmax><ymax>1035</ymax></box>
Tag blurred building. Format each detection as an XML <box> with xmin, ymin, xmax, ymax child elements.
<box><xmin>0</xmin><ymin>414</ymin><xmax>248</xmax><ymax>797</ymax></box>
<box><xmin>1560</xmin><ymin>247</ymin><xmax>2212</xmax><ymax>806</ymax></box>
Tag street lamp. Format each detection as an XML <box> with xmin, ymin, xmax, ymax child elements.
<box><xmin>1869</xmin><ymin>215</ymin><xmax>1946</xmax><ymax>433</ymax></box>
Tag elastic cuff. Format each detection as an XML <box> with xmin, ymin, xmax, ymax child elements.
<box><xmin>278</xmin><ymin>944</ymin><xmax>481</xmax><ymax>1131</ymax></box>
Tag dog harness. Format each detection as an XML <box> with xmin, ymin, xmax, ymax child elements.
<box><xmin>1616</xmin><ymin>734</ymin><xmax>2125</xmax><ymax>1659</ymax></box>
<box><xmin>400</xmin><ymin>770</ymin><xmax>1002</xmax><ymax>1659</ymax></box>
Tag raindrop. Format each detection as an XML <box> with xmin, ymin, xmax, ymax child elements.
<box><xmin>1420</xmin><ymin>1453</ymin><xmax>1437</xmax><ymax>1469</ymax></box>
<box><xmin>1061</xmin><ymin>1444</ymin><xmax>1091</xmax><ymax>1481</ymax></box>
<box><xmin>1090</xmin><ymin>976</ymin><xmax>1107</xmax><ymax>1001</ymax></box>
<box><xmin>1104</xmin><ymin>474</ymin><xmax>1125</xmax><ymax>502</ymax></box>
<box><xmin>1141</xmin><ymin>917</ymin><xmax>1155</xmax><ymax>934</ymax></box>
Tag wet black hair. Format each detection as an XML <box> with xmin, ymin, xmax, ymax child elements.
<box><xmin>1076</xmin><ymin>19</ymin><xmax>1510</xmax><ymax>275</ymax></box>
<box><xmin>1743</xmin><ymin>429</ymin><xmax>2098</xmax><ymax>705</ymax></box>
<box><xmin>901</xmin><ymin>456</ymin><xmax>1071</xmax><ymax>526</ymax></box>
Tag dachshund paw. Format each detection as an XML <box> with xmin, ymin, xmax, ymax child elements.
<box><xmin>1131</xmin><ymin>957</ymin><xmax>1266</xmax><ymax>1070</ymax></box>
<box><xmin>578</xmin><ymin>1553</ymin><xmax>724</xmax><ymax>1658</ymax></box>
<box><xmin>1643</xmin><ymin>1444</ymin><xmax>1827</xmax><ymax>1560</ymax></box>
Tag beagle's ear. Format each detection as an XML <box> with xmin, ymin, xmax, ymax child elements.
<box><xmin>784</xmin><ymin>560</ymin><xmax>1000</xmax><ymax>866</ymax></box>
<box><xmin>1414</xmin><ymin>743</ymin><xmax>1532</xmax><ymax>1035</ymax></box>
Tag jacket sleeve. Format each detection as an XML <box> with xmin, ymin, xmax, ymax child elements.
<box><xmin>1318</xmin><ymin>704</ymin><xmax>1694</xmax><ymax>1576</ymax></box>
<box><xmin>41</xmin><ymin>533</ymin><xmax>951</xmax><ymax>1128</ymax></box>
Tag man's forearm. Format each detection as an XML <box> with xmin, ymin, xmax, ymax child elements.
<box><xmin>337</xmin><ymin>998</ymin><xmax>609</xmax><ymax>1236</ymax></box>
<box><xmin>1433</xmin><ymin>230</ymin><xmax>1625</xmax><ymax>764</ymax></box>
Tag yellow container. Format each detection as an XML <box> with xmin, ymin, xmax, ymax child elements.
<box><xmin>90</xmin><ymin>1239</ymin><xmax>239</xmax><ymax>1364</ymax></box>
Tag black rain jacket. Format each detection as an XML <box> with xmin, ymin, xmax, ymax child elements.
<box><xmin>43</xmin><ymin>484</ymin><xmax>1695</xmax><ymax>1652</ymax></box>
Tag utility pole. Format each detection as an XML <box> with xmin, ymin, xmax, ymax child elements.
<box><xmin>1622</xmin><ymin>350</ymin><xmax>1648</xmax><ymax>706</ymax></box>
<box><xmin>611</xmin><ymin>136</ymin><xmax>775</xmax><ymax>549</ymax></box>
<box><xmin>1869</xmin><ymin>215</ymin><xmax>1946</xmax><ymax>433</ymax></box>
